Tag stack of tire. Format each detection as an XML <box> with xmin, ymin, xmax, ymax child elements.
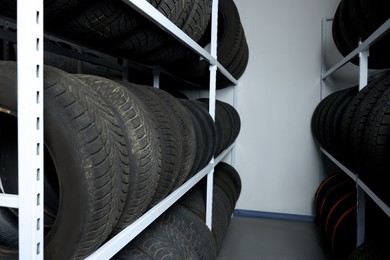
<box><xmin>165</xmin><ymin>0</ymin><xmax>249</xmax><ymax>89</ymax></box>
<box><xmin>0</xmin><ymin>0</ymin><xmax>212</xmax><ymax>65</ymax></box>
<box><xmin>311</xmin><ymin>72</ymin><xmax>390</xmax><ymax>204</ymax></box>
<box><xmin>113</xmin><ymin>162</ymin><xmax>242</xmax><ymax>259</ymax></box>
<box><xmin>332</xmin><ymin>0</ymin><xmax>390</xmax><ymax>69</ymax></box>
<box><xmin>0</xmin><ymin>60</ymin><xmax>240</xmax><ymax>259</ymax></box>
<box><xmin>0</xmin><ymin>0</ymin><xmax>249</xmax><ymax>88</ymax></box>
<box><xmin>314</xmin><ymin>172</ymin><xmax>390</xmax><ymax>259</ymax></box>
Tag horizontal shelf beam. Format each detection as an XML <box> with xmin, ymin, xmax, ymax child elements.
<box><xmin>0</xmin><ymin>194</ymin><xmax>19</xmax><ymax>208</ymax></box>
<box><xmin>320</xmin><ymin>148</ymin><xmax>390</xmax><ymax>217</ymax></box>
<box><xmin>322</xmin><ymin>18</ymin><xmax>390</xmax><ymax>79</ymax></box>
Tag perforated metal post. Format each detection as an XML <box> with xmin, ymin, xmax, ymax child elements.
<box><xmin>17</xmin><ymin>0</ymin><xmax>44</xmax><ymax>258</ymax></box>
<box><xmin>205</xmin><ymin>0</ymin><xmax>219</xmax><ymax>229</ymax></box>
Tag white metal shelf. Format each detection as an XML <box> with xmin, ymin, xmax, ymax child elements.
<box><xmin>320</xmin><ymin>17</ymin><xmax>390</xmax><ymax>246</ymax></box>
<box><xmin>0</xmin><ymin>0</ymin><xmax>240</xmax><ymax>259</ymax></box>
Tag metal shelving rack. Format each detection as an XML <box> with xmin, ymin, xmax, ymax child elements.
<box><xmin>320</xmin><ymin>17</ymin><xmax>390</xmax><ymax>246</ymax></box>
<box><xmin>0</xmin><ymin>0</ymin><xmax>239</xmax><ymax>258</ymax></box>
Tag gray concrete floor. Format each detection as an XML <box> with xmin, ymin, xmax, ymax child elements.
<box><xmin>216</xmin><ymin>217</ymin><xmax>330</xmax><ymax>260</ymax></box>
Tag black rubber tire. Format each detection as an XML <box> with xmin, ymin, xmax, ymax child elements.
<box><xmin>114</xmin><ymin>204</ymin><xmax>216</xmax><ymax>260</ymax></box>
<box><xmin>57</xmin><ymin>0</ymin><xmax>143</xmax><ymax>46</ymax></box>
<box><xmin>211</xmin><ymin>184</ymin><xmax>231</xmax><ymax>254</ymax></box>
<box><xmin>144</xmin><ymin>87</ymin><xmax>197</xmax><ymax>188</ymax></box>
<box><xmin>313</xmin><ymin>91</ymin><xmax>343</xmax><ymax>151</ymax></box>
<box><xmin>186</xmin><ymin>100</ymin><xmax>217</xmax><ymax>169</ymax></box>
<box><xmin>0</xmin><ymin>61</ymin><xmax>124</xmax><ymax>259</ymax></box>
<box><xmin>214</xmin><ymin>163</ymin><xmax>241</xmax><ymax>211</ymax></box>
<box><xmin>221</xmin><ymin>101</ymin><xmax>241</xmax><ymax>146</ymax></box>
<box><xmin>338</xmin><ymin>84</ymin><xmax>378</xmax><ymax>167</ymax></box>
<box><xmin>349</xmin><ymin>77</ymin><xmax>390</xmax><ymax>175</ymax></box>
<box><xmin>165</xmin><ymin>0</ymin><xmax>248</xmax><ymax>88</ymax></box>
<box><xmin>214</xmin><ymin>180</ymin><xmax>235</xmax><ymax>219</ymax></box>
<box><xmin>359</xmin><ymin>0</ymin><xmax>390</xmax><ymax>38</ymax></box>
<box><xmin>138</xmin><ymin>0</ymin><xmax>212</xmax><ymax>65</ymax></box>
<box><xmin>314</xmin><ymin>172</ymin><xmax>348</xmax><ymax>223</ymax></box>
<box><xmin>333</xmin><ymin>0</ymin><xmax>390</xmax><ymax>69</ymax></box>
<box><xmin>326</xmin><ymin>194</ymin><xmax>357</xmax><ymax>259</ymax></box>
<box><xmin>113</xmin><ymin>0</ymin><xmax>211</xmax><ymax>65</ymax></box>
<box><xmin>197</xmin><ymin>98</ymin><xmax>235</xmax><ymax>156</ymax></box>
<box><xmin>217</xmin><ymin>162</ymin><xmax>242</xmax><ymax>199</ymax></box>
<box><xmin>331</xmin><ymin>1</ymin><xmax>359</xmax><ymax>66</ymax></box>
<box><xmin>312</xmin><ymin>93</ymin><xmax>333</xmax><ymax>145</ymax></box>
<box><xmin>179</xmin><ymin>99</ymin><xmax>206</xmax><ymax>177</ymax></box>
<box><xmin>338</xmin><ymin>0</ymin><xmax>360</xmax><ymax>53</ymax></box>
<box><xmin>216</xmin><ymin>29</ymin><xmax>250</xmax><ymax>88</ymax></box>
<box><xmin>361</xmin><ymin>75</ymin><xmax>390</xmax><ymax>203</ymax></box>
<box><xmin>178</xmin><ymin>179</ymin><xmax>231</xmax><ymax>254</ymax></box>
<box><xmin>0</xmin><ymin>0</ymin><xmax>16</xmax><ymax>19</ymax></box>
<box><xmin>323</xmin><ymin>86</ymin><xmax>357</xmax><ymax>158</ymax></box>
<box><xmin>0</xmin><ymin>207</ymin><xmax>18</xmax><ymax>253</ymax></box>
<box><xmin>316</xmin><ymin>178</ymin><xmax>355</xmax><ymax>228</ymax></box>
<box><xmin>178</xmin><ymin>185</ymin><xmax>207</xmax><ymax>220</ymax></box>
<box><xmin>123</xmin><ymin>83</ymin><xmax>183</xmax><ymax>207</ymax></box>
<box><xmin>74</xmin><ymin>75</ymin><xmax>162</xmax><ymax>232</ymax></box>
<box><xmin>44</xmin><ymin>0</ymin><xmax>93</xmax><ymax>22</ymax></box>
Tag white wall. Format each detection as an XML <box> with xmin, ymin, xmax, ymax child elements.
<box><xmin>215</xmin><ymin>0</ymin><xmax>354</xmax><ymax>216</ymax></box>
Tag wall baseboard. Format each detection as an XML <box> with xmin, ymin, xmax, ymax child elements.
<box><xmin>233</xmin><ymin>209</ymin><xmax>315</xmax><ymax>222</ymax></box>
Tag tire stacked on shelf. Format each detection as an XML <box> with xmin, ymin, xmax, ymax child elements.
<box><xmin>0</xmin><ymin>0</ymin><xmax>212</xmax><ymax>66</ymax></box>
<box><xmin>113</xmin><ymin>204</ymin><xmax>217</xmax><ymax>260</ymax></box>
<box><xmin>314</xmin><ymin>172</ymin><xmax>357</xmax><ymax>259</ymax></box>
<box><xmin>0</xmin><ymin>61</ymin><xmax>161</xmax><ymax>259</ymax></box>
<box><xmin>332</xmin><ymin>0</ymin><xmax>390</xmax><ymax>69</ymax></box>
<box><xmin>165</xmin><ymin>0</ymin><xmax>249</xmax><ymax>89</ymax></box>
<box><xmin>179</xmin><ymin>99</ymin><xmax>218</xmax><ymax>176</ymax></box>
<box><xmin>312</xmin><ymin>72</ymin><xmax>390</xmax><ymax>204</ymax></box>
<box><xmin>197</xmin><ymin>98</ymin><xmax>241</xmax><ymax>156</ymax></box>
<box><xmin>177</xmin><ymin>162</ymin><xmax>241</xmax><ymax>254</ymax></box>
<box><xmin>311</xmin><ymin>86</ymin><xmax>358</xmax><ymax>159</ymax></box>
<box><xmin>111</xmin><ymin>163</ymin><xmax>241</xmax><ymax>259</ymax></box>
<box><xmin>0</xmin><ymin>60</ymin><xmax>240</xmax><ymax>258</ymax></box>
<box><xmin>0</xmin><ymin>0</ymin><xmax>249</xmax><ymax>89</ymax></box>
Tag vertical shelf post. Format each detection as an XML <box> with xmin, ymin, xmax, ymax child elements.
<box><xmin>206</xmin><ymin>0</ymin><xmax>219</xmax><ymax>229</ymax></box>
<box><xmin>17</xmin><ymin>0</ymin><xmax>44</xmax><ymax>258</ymax></box>
<box><xmin>355</xmin><ymin>41</ymin><xmax>369</xmax><ymax>246</ymax></box>
<box><xmin>153</xmin><ymin>67</ymin><xmax>161</xmax><ymax>88</ymax></box>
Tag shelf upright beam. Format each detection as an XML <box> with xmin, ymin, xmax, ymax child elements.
<box><xmin>17</xmin><ymin>0</ymin><xmax>45</xmax><ymax>259</ymax></box>
<box><xmin>355</xmin><ymin>40</ymin><xmax>369</xmax><ymax>246</ymax></box>
<box><xmin>358</xmin><ymin>41</ymin><xmax>369</xmax><ymax>90</ymax></box>
<box><xmin>205</xmin><ymin>0</ymin><xmax>219</xmax><ymax>230</ymax></box>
